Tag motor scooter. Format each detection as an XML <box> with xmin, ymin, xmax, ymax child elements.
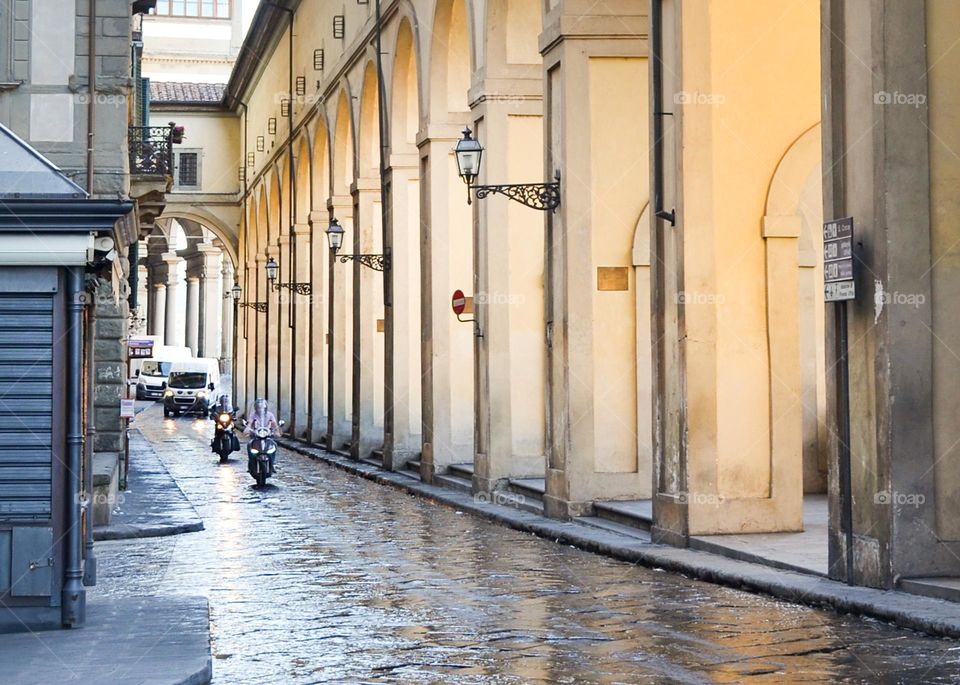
<box><xmin>244</xmin><ymin>419</ymin><xmax>284</xmax><ymax>486</ymax></box>
<box><xmin>210</xmin><ymin>408</ymin><xmax>240</xmax><ymax>463</ymax></box>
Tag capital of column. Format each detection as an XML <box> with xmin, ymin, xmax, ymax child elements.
<box><xmin>277</xmin><ymin>233</ymin><xmax>291</xmax><ymax>248</ymax></box>
<box><xmin>328</xmin><ymin>195</ymin><xmax>353</xmax><ymax>219</ymax></box>
<box><xmin>293</xmin><ymin>222</ymin><xmax>311</xmax><ymax>236</ymax></box>
<box><xmin>351</xmin><ymin>176</ymin><xmax>381</xmax><ymax>194</ymax></box>
<box><xmin>308</xmin><ymin>210</ymin><xmax>328</xmax><ymax>226</ymax></box>
<box><xmin>161</xmin><ymin>253</ymin><xmax>182</xmax><ymax>286</ymax></box>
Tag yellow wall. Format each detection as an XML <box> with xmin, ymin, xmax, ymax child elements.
<box><xmin>927</xmin><ymin>0</ymin><xmax>960</xmax><ymax>541</ymax></box>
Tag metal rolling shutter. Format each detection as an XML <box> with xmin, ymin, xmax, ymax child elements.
<box><xmin>0</xmin><ymin>294</ymin><xmax>53</xmax><ymax>520</ymax></box>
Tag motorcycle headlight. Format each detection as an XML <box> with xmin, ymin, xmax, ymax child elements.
<box><xmin>163</xmin><ymin>390</ymin><xmax>173</xmax><ymax>398</ymax></box>
<box><xmin>266</xmin><ymin>446</ymin><xmax>276</xmax><ymax>454</ymax></box>
<box><xmin>249</xmin><ymin>448</ymin><xmax>260</xmax><ymax>455</ymax></box>
<box><xmin>218</xmin><ymin>414</ymin><xmax>230</xmax><ymax>423</ymax></box>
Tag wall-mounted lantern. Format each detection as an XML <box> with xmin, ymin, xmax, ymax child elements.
<box><xmin>454</xmin><ymin>127</ymin><xmax>561</xmax><ymax>211</ymax></box>
<box><xmin>325</xmin><ymin>218</ymin><xmax>389</xmax><ymax>271</ymax></box>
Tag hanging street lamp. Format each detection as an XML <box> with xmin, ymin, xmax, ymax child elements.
<box><xmin>233</xmin><ymin>283</ymin><xmax>267</xmax><ymax>312</ymax></box>
<box><xmin>454</xmin><ymin>127</ymin><xmax>561</xmax><ymax>211</ymax></box>
<box><xmin>266</xmin><ymin>255</ymin><xmax>313</xmax><ymax>295</ymax></box>
<box><xmin>325</xmin><ymin>217</ymin><xmax>389</xmax><ymax>272</ymax></box>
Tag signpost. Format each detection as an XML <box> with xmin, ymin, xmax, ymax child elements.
<box><xmin>127</xmin><ymin>338</ymin><xmax>154</xmax><ymax>359</ymax></box>
<box><xmin>451</xmin><ymin>289</ymin><xmax>480</xmax><ymax>337</ymax></box>
<box><xmin>824</xmin><ymin>217</ymin><xmax>855</xmax><ymax>302</ymax></box>
<box><xmin>824</xmin><ymin>216</ymin><xmax>855</xmax><ymax>586</ymax></box>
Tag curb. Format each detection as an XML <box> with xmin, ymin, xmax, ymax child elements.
<box><xmin>94</xmin><ymin>520</ymin><xmax>204</xmax><ymax>541</ymax></box>
<box><xmin>279</xmin><ymin>437</ymin><xmax>960</xmax><ymax>640</ymax></box>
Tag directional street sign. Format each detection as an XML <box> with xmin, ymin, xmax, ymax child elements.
<box><xmin>824</xmin><ymin>217</ymin><xmax>855</xmax><ymax>302</ymax></box>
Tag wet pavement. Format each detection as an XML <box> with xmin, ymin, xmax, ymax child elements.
<box><xmin>93</xmin><ymin>404</ymin><xmax>960</xmax><ymax>684</ymax></box>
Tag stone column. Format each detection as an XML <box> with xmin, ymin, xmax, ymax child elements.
<box><xmin>221</xmin><ymin>260</ymin><xmax>234</xmax><ymax>377</ymax></box>
<box><xmin>383</xmin><ymin>157</ymin><xmax>421</xmax><ymax>469</ymax></box>
<box><xmin>417</xmin><ymin>130</ymin><xmax>475</xmax><ymax>483</ymax></box>
<box><xmin>327</xmin><ymin>196</ymin><xmax>354</xmax><ymax>451</ymax></box>
<box><xmin>292</xmin><ymin>222</ymin><xmax>312</xmax><ymax>438</ymax></box>
<box><xmin>276</xmin><ymin>234</ymin><xmax>292</xmax><ymax>423</ymax></box>
<box><xmin>197</xmin><ymin>244</ymin><xmax>223</xmax><ymax>361</ymax></box>
<box><xmin>308</xmin><ymin>210</ymin><xmax>329</xmax><ymax>444</ymax></box>
<box><xmin>351</xmin><ymin>178</ymin><xmax>383</xmax><ymax>461</ymax></box>
<box><xmin>162</xmin><ymin>253</ymin><xmax>182</xmax><ymax>347</ymax></box>
<box><xmin>152</xmin><ymin>282</ymin><xmax>166</xmax><ymax>341</ymax></box>
<box><xmin>471</xmin><ymin>79</ymin><xmax>547</xmax><ymax>495</ymax></box>
<box><xmin>540</xmin><ymin>1</ymin><xmax>650</xmax><ymax>519</ymax></box>
<box><xmin>820</xmin><ymin>0</ymin><xmax>960</xmax><ymax>586</ymax></box>
<box><xmin>185</xmin><ymin>276</ymin><xmax>200</xmax><ymax>356</ymax></box>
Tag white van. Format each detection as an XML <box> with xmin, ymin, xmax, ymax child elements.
<box><xmin>135</xmin><ymin>345</ymin><xmax>192</xmax><ymax>400</ymax></box>
<box><xmin>163</xmin><ymin>358</ymin><xmax>222</xmax><ymax>417</ymax></box>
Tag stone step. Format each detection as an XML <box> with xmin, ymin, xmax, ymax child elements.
<box><xmin>593</xmin><ymin>499</ymin><xmax>653</xmax><ymax>531</ymax></box>
<box><xmin>490</xmin><ymin>490</ymin><xmax>544</xmax><ymax>516</ymax></box>
<box><xmin>507</xmin><ymin>477</ymin><xmax>545</xmax><ymax>501</ymax></box>
<box><xmin>404</xmin><ymin>458</ymin><xmax>421</xmax><ymax>473</ymax></box>
<box><xmin>899</xmin><ymin>577</ymin><xmax>960</xmax><ymax>603</ymax></box>
<box><xmin>575</xmin><ymin>516</ymin><xmax>652</xmax><ymax>542</ymax></box>
<box><xmin>447</xmin><ymin>462</ymin><xmax>474</xmax><ymax>480</ymax></box>
<box><xmin>433</xmin><ymin>473</ymin><xmax>472</xmax><ymax>495</ymax></box>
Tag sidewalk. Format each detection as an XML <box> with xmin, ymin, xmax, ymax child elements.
<box><xmin>94</xmin><ymin>429</ymin><xmax>204</xmax><ymax>541</ymax></box>
<box><xmin>279</xmin><ymin>438</ymin><xmax>960</xmax><ymax>641</ymax></box>
<box><xmin>0</xmin><ymin>596</ymin><xmax>212</xmax><ymax>685</ymax></box>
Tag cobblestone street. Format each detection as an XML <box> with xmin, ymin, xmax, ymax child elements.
<box><xmin>93</xmin><ymin>406</ymin><xmax>960</xmax><ymax>684</ymax></box>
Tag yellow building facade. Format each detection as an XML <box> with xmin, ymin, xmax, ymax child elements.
<box><xmin>195</xmin><ymin>0</ymin><xmax>960</xmax><ymax>592</ymax></box>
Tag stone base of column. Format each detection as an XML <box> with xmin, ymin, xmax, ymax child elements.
<box><xmin>382</xmin><ymin>440</ymin><xmax>417</xmax><ymax>471</ymax></box>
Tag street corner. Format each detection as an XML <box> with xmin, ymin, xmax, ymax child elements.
<box><xmin>0</xmin><ymin>595</ymin><xmax>212</xmax><ymax>685</ymax></box>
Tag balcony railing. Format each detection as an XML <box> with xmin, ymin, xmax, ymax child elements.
<box><xmin>128</xmin><ymin>125</ymin><xmax>174</xmax><ymax>177</ymax></box>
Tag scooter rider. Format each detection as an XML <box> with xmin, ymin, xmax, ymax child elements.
<box><xmin>245</xmin><ymin>398</ymin><xmax>280</xmax><ymax>473</ymax></box>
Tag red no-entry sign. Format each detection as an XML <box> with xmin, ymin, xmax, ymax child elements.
<box><xmin>452</xmin><ymin>289</ymin><xmax>466</xmax><ymax>316</ymax></box>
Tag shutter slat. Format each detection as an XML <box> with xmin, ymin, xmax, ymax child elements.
<box><xmin>0</xmin><ymin>294</ymin><xmax>53</xmax><ymax>521</ymax></box>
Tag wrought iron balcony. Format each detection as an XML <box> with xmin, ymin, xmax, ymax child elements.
<box><xmin>128</xmin><ymin>125</ymin><xmax>174</xmax><ymax>177</ymax></box>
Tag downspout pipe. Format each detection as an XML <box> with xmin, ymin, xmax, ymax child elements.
<box><xmin>63</xmin><ymin>267</ymin><xmax>86</xmax><ymax>627</ymax></box>
<box><xmin>82</xmin><ymin>287</ymin><xmax>97</xmax><ymax>587</ymax></box>
<box><xmin>86</xmin><ymin>0</ymin><xmax>96</xmax><ymax>195</ymax></box>
<box><xmin>238</xmin><ymin>99</ymin><xmax>248</xmax><ymax>408</ymax></box>
<box><xmin>651</xmin><ymin>0</ymin><xmax>675</xmax><ymax>226</ymax></box>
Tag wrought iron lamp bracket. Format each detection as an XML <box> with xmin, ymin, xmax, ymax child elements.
<box><xmin>338</xmin><ymin>253</ymin><xmax>390</xmax><ymax>272</ymax></box>
<box><xmin>238</xmin><ymin>302</ymin><xmax>268</xmax><ymax>312</ymax></box>
<box><xmin>469</xmin><ymin>171</ymin><xmax>561</xmax><ymax>212</ymax></box>
<box><xmin>273</xmin><ymin>282</ymin><xmax>313</xmax><ymax>295</ymax></box>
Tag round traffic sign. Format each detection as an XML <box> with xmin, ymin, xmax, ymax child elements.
<box><xmin>452</xmin><ymin>289</ymin><xmax>466</xmax><ymax>315</ymax></box>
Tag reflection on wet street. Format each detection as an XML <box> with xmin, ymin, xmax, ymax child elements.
<box><xmin>94</xmin><ymin>406</ymin><xmax>960</xmax><ymax>684</ymax></box>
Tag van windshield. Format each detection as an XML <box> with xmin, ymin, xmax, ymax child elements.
<box><xmin>141</xmin><ymin>361</ymin><xmax>173</xmax><ymax>377</ymax></box>
<box><xmin>167</xmin><ymin>372</ymin><xmax>208</xmax><ymax>389</ymax></box>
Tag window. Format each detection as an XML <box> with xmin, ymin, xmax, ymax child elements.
<box><xmin>153</xmin><ymin>0</ymin><xmax>231</xmax><ymax>18</ymax></box>
<box><xmin>174</xmin><ymin>150</ymin><xmax>201</xmax><ymax>190</ymax></box>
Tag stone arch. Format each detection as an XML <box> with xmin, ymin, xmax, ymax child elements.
<box><xmin>391</xmin><ymin>17</ymin><xmax>420</xmax><ymax>153</ymax></box>
<box><xmin>311</xmin><ymin>116</ymin><xmax>331</xmax><ymax>211</ymax></box>
<box><xmin>160</xmin><ymin>209</ymin><xmax>239</xmax><ymax>269</ymax></box>
<box><xmin>428</xmin><ymin>0</ymin><xmax>473</xmax><ymax>117</ymax></box>
<box><xmin>763</xmin><ymin>123</ymin><xmax>826</xmax><ymax>494</ymax></box>
<box><xmin>295</xmin><ymin>134</ymin><xmax>312</xmax><ymax>225</ymax></box>
<box><xmin>631</xmin><ymin>204</ymin><xmax>653</xmax><ymax>498</ymax></box>
<box><xmin>359</xmin><ymin>61</ymin><xmax>380</xmax><ymax>177</ymax></box>
<box><xmin>333</xmin><ymin>88</ymin><xmax>355</xmax><ymax>196</ymax></box>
